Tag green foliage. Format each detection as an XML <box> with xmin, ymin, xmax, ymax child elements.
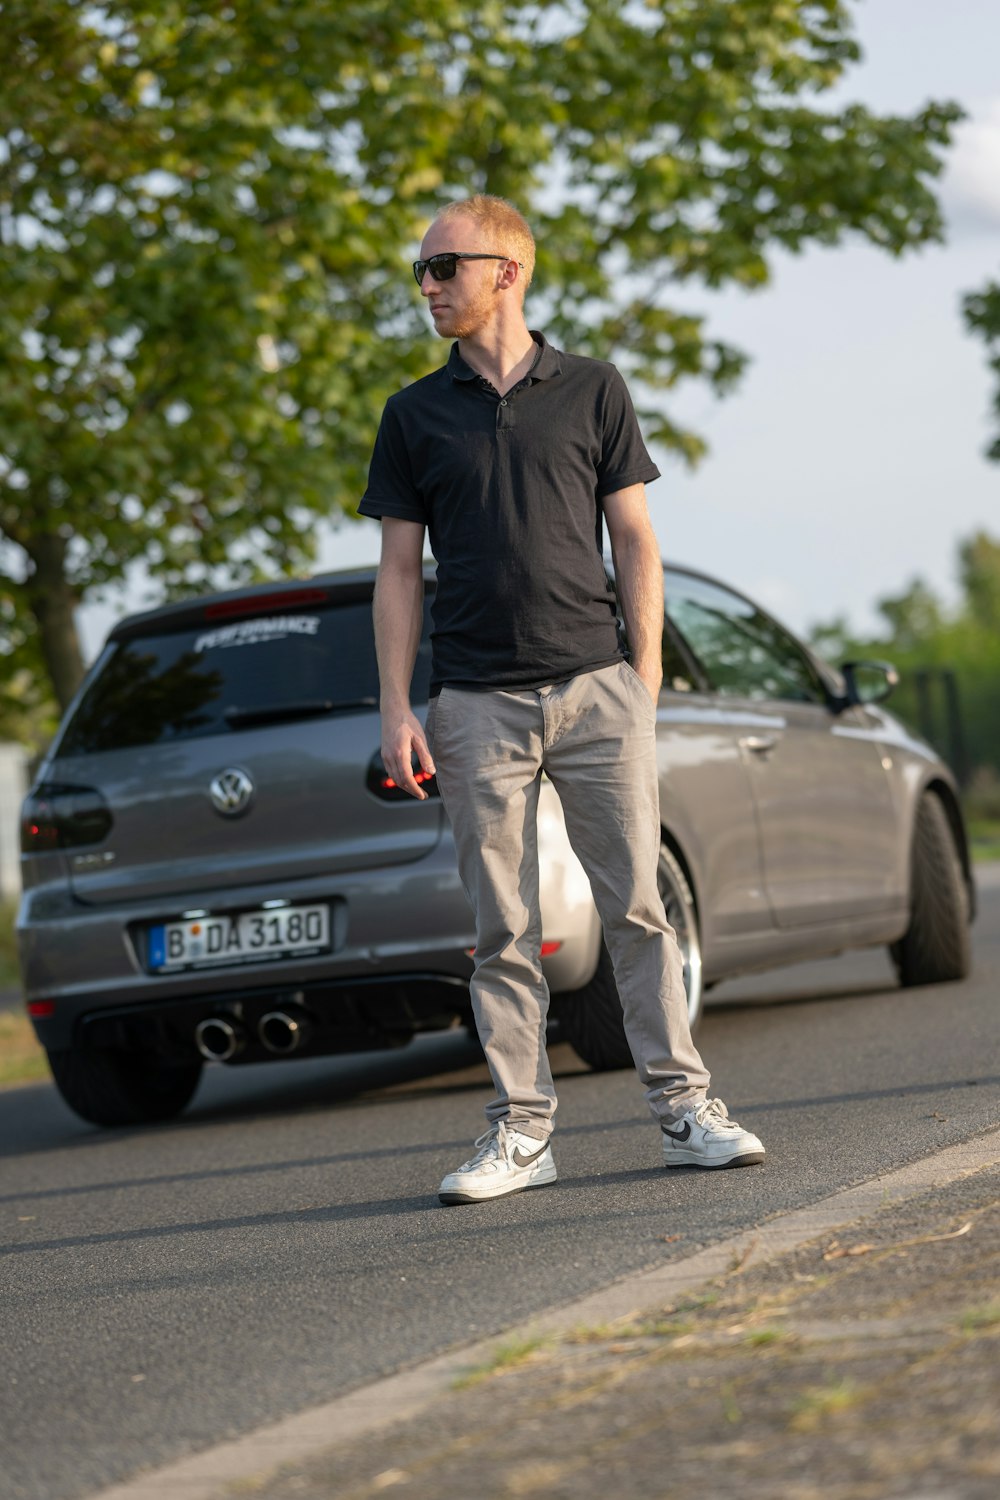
<box><xmin>963</xmin><ymin>276</ymin><xmax>1000</xmax><ymax>461</ymax></box>
<box><xmin>876</xmin><ymin>579</ymin><xmax>943</xmax><ymax>654</ymax></box>
<box><xmin>0</xmin><ymin>1012</ymin><xmax>50</xmax><ymax>1090</ymax></box>
<box><xmin>958</xmin><ymin>532</ymin><xmax>1000</xmax><ymax>631</ymax></box>
<box><xmin>809</xmin><ymin>530</ymin><xmax>1000</xmax><ymax>789</ymax></box>
<box><xmin>0</xmin><ymin>900</ymin><xmax>21</xmax><ymax>989</ymax></box>
<box><xmin>0</xmin><ymin>580</ymin><xmax>58</xmax><ymax>751</ymax></box>
<box><xmin>0</xmin><ymin>1</ymin><xmax>960</xmax><ymax>710</ymax></box>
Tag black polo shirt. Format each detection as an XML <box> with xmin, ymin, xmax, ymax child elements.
<box><xmin>359</xmin><ymin>332</ymin><xmax>660</xmax><ymax>694</ymax></box>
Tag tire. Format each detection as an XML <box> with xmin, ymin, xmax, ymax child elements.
<box><xmin>46</xmin><ymin>1047</ymin><xmax>203</xmax><ymax>1127</ymax></box>
<box><xmin>890</xmin><ymin>792</ymin><xmax>971</xmax><ymax>987</ymax></box>
<box><xmin>555</xmin><ymin>842</ymin><xmax>703</xmax><ymax>1071</ymax></box>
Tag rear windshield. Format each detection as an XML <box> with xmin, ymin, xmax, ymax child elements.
<box><xmin>58</xmin><ymin>600</ymin><xmax>433</xmax><ymax>755</ymax></box>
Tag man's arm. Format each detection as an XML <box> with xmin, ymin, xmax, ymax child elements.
<box><xmin>602</xmin><ymin>482</ymin><xmax>664</xmax><ymax>703</ymax></box>
<box><xmin>372</xmin><ymin>517</ymin><xmax>436</xmax><ymax>800</ymax></box>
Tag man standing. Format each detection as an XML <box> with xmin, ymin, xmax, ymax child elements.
<box><xmin>360</xmin><ymin>195</ymin><xmax>764</xmax><ymax>1204</ymax></box>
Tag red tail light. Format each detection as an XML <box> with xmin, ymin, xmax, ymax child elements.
<box><xmin>21</xmin><ymin>785</ymin><xmax>113</xmax><ymax>853</ymax></box>
<box><xmin>366</xmin><ymin>754</ymin><xmax>439</xmax><ymax>802</ymax></box>
<box><xmin>381</xmin><ymin>770</ymin><xmax>435</xmax><ymax>790</ymax></box>
<box><xmin>27</xmin><ymin>1001</ymin><xmax>56</xmax><ymax>1019</ymax></box>
<box><xmin>203</xmin><ymin>588</ymin><xmax>328</xmax><ymax>620</ymax></box>
<box><xmin>465</xmin><ymin>941</ymin><xmax>562</xmax><ymax>958</ymax></box>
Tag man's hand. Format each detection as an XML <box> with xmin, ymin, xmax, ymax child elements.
<box><xmin>372</xmin><ymin>518</ymin><xmax>433</xmax><ymax>799</ymax></box>
<box><xmin>602</xmin><ymin>482</ymin><xmax>665</xmax><ymax>713</ymax></box>
<box><xmin>381</xmin><ymin>708</ymin><xmax>436</xmax><ymax>800</ymax></box>
<box><xmin>632</xmin><ymin>658</ymin><xmax>663</xmax><ymax>707</ymax></box>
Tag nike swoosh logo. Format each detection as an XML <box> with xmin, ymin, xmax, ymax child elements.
<box><xmin>511</xmin><ymin>1142</ymin><xmax>550</xmax><ymax>1167</ymax></box>
<box><xmin>661</xmin><ymin>1121</ymin><xmax>692</xmax><ymax>1142</ymax></box>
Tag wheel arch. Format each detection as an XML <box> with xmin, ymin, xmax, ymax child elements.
<box><xmin>921</xmin><ymin>777</ymin><xmax>976</xmax><ymax>923</ymax></box>
<box><xmin>660</xmin><ymin>823</ymin><xmax>701</xmax><ymax>923</ymax></box>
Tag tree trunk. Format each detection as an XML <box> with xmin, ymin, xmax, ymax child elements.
<box><xmin>23</xmin><ymin>533</ymin><xmax>86</xmax><ymax>713</ymax></box>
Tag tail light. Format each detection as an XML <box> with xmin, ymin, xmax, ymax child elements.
<box><xmin>366</xmin><ymin>754</ymin><xmax>440</xmax><ymax>802</ymax></box>
<box><xmin>20</xmin><ymin>784</ymin><xmax>113</xmax><ymax>853</ymax></box>
<box><xmin>465</xmin><ymin>941</ymin><xmax>562</xmax><ymax>957</ymax></box>
<box><xmin>203</xmin><ymin>588</ymin><xmax>329</xmax><ymax>621</ymax></box>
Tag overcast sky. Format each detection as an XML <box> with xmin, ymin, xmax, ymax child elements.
<box><xmin>78</xmin><ymin>0</ymin><xmax>1000</xmax><ymax>659</ymax></box>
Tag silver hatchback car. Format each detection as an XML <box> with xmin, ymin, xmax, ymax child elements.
<box><xmin>18</xmin><ymin>564</ymin><xmax>973</xmax><ymax>1126</ymax></box>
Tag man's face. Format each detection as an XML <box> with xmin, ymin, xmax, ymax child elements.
<box><xmin>417</xmin><ymin>215</ymin><xmax>504</xmax><ymax>340</ymax></box>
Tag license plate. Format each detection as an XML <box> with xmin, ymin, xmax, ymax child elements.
<box><xmin>147</xmin><ymin>904</ymin><xmax>330</xmax><ymax>972</ymax></box>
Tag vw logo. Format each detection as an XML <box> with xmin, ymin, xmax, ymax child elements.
<box><xmin>209</xmin><ymin>768</ymin><xmax>254</xmax><ymax>818</ymax></box>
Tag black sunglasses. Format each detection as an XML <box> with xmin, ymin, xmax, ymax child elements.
<box><xmin>412</xmin><ymin>251</ymin><xmax>523</xmax><ymax>286</ymax></box>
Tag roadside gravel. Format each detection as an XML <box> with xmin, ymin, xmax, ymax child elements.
<box><xmin>244</xmin><ymin>1163</ymin><xmax>1000</xmax><ymax>1500</ymax></box>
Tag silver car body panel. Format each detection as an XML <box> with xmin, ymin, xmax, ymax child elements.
<box><xmin>652</xmin><ymin>697</ymin><xmax>770</xmax><ymax>942</ymax></box>
<box><xmin>59</xmin><ymin>712</ymin><xmax>443</xmax><ymax>908</ymax></box>
<box><xmin>737</xmin><ymin>699</ymin><xmax>901</xmax><ymax>928</ymax></box>
<box><xmin>17</xmin><ymin>563</ymin><xmax>971</xmax><ymax>1064</ymax></box>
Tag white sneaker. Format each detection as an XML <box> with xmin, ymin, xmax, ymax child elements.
<box><xmin>439</xmin><ymin>1122</ymin><xmax>557</xmax><ymax>1205</ymax></box>
<box><xmin>661</xmin><ymin>1097</ymin><xmax>765</xmax><ymax>1168</ymax></box>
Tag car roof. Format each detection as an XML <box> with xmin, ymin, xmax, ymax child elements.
<box><xmin>105</xmin><ymin>560</ymin><xmax>748</xmax><ymax>643</ymax></box>
<box><xmin>106</xmin><ymin>565</ymin><xmax>419</xmax><ymax>643</ymax></box>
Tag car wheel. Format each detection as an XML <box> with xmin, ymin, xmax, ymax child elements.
<box><xmin>46</xmin><ymin>1047</ymin><xmax>204</xmax><ymax>1127</ymax></box>
<box><xmin>890</xmin><ymin>792</ymin><xmax>971</xmax><ymax>987</ymax></box>
<box><xmin>555</xmin><ymin>842</ymin><xmax>703</xmax><ymax>1071</ymax></box>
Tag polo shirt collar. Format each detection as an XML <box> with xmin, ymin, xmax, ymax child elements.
<box><xmin>447</xmin><ymin>330</ymin><xmax>561</xmax><ymax>383</ymax></box>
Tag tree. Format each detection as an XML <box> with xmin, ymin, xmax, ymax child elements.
<box><xmin>957</xmin><ymin>529</ymin><xmax>1000</xmax><ymax>631</ymax></box>
<box><xmin>875</xmin><ymin>578</ymin><xmax>944</xmax><ymax>654</ymax></box>
<box><xmin>1</xmin><ymin>1</ymin><xmax>961</xmax><ymax>711</ymax></box>
<box><xmin>808</xmin><ymin>531</ymin><xmax>1000</xmax><ymax>784</ymax></box>
<box><xmin>0</xmin><ymin>579</ymin><xmax>57</xmax><ymax>753</ymax></box>
<box><xmin>963</xmin><ymin>277</ymin><xmax>1000</xmax><ymax>461</ymax></box>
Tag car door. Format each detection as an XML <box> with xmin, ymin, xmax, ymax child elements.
<box><xmin>666</xmin><ymin>570</ymin><xmax>900</xmax><ymax>929</ymax></box>
<box><xmin>654</xmin><ymin>606</ymin><xmax>772</xmax><ymax>945</ymax></box>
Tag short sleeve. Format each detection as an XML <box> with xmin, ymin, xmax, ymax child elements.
<box><xmin>595</xmin><ymin>367</ymin><xmax>660</xmax><ymax>497</ymax></box>
<box><xmin>358</xmin><ymin>400</ymin><xmax>428</xmax><ymax>523</ymax></box>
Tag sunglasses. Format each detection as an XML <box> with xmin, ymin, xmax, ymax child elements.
<box><xmin>412</xmin><ymin>251</ymin><xmax>523</xmax><ymax>286</ymax></box>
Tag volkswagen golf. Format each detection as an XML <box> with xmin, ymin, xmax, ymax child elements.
<box><xmin>18</xmin><ymin>564</ymin><xmax>973</xmax><ymax>1126</ymax></box>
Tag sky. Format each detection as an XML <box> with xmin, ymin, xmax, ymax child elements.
<box><xmin>77</xmin><ymin>0</ymin><xmax>1000</xmax><ymax>660</ymax></box>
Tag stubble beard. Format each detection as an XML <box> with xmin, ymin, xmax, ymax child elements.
<box><xmin>436</xmin><ymin>282</ymin><xmax>497</xmax><ymax>341</ymax></box>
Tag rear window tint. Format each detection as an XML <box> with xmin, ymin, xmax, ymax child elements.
<box><xmin>59</xmin><ymin>601</ymin><xmax>433</xmax><ymax>754</ymax></box>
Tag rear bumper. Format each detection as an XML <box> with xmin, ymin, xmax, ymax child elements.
<box><xmin>19</xmin><ymin>822</ymin><xmax>601</xmax><ymax>1052</ymax></box>
<box><xmin>70</xmin><ymin>972</ymin><xmax>477</xmax><ymax>1064</ymax></box>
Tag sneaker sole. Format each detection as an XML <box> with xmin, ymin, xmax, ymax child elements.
<box><xmin>438</xmin><ymin>1163</ymin><xmax>557</xmax><ymax>1205</ymax></box>
<box><xmin>662</xmin><ymin>1149</ymin><xmax>765</xmax><ymax>1169</ymax></box>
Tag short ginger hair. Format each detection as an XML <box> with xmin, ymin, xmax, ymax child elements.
<box><xmin>432</xmin><ymin>195</ymin><xmax>536</xmax><ymax>293</ymax></box>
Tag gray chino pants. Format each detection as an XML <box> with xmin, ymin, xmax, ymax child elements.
<box><xmin>426</xmin><ymin>661</ymin><xmax>710</xmax><ymax>1137</ymax></box>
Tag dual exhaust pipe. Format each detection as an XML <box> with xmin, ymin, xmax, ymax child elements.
<box><xmin>194</xmin><ymin>1008</ymin><xmax>309</xmax><ymax>1063</ymax></box>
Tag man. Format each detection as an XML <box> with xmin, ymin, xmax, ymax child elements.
<box><xmin>360</xmin><ymin>195</ymin><xmax>764</xmax><ymax>1205</ymax></box>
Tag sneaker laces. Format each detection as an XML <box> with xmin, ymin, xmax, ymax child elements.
<box><xmin>457</xmin><ymin>1121</ymin><xmax>513</xmax><ymax>1174</ymax></box>
<box><xmin>692</xmin><ymin>1097</ymin><xmax>741</xmax><ymax>1133</ymax></box>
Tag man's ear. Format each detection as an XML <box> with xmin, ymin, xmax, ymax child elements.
<box><xmin>498</xmin><ymin>258</ymin><xmax>521</xmax><ymax>290</ymax></box>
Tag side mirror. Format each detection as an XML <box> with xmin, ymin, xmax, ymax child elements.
<box><xmin>840</xmin><ymin>660</ymin><xmax>899</xmax><ymax>707</ymax></box>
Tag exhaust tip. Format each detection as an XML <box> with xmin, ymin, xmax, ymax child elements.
<box><xmin>194</xmin><ymin>1016</ymin><xmax>243</xmax><ymax>1063</ymax></box>
<box><xmin>258</xmin><ymin>1010</ymin><xmax>308</xmax><ymax>1056</ymax></box>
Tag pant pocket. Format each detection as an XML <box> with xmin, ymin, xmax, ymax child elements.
<box><xmin>620</xmin><ymin>660</ymin><xmax>657</xmax><ymax>716</ymax></box>
<box><xmin>424</xmin><ymin>694</ymin><xmax>440</xmax><ymax>752</ymax></box>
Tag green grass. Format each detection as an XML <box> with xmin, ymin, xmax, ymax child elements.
<box><xmin>452</xmin><ymin>1334</ymin><xmax>549</xmax><ymax>1389</ymax></box>
<box><xmin>743</xmin><ymin>1328</ymin><xmax>787</xmax><ymax>1347</ymax></box>
<box><xmin>961</xmin><ymin>1299</ymin><xmax>1000</xmax><ymax>1332</ymax></box>
<box><xmin>790</xmin><ymin>1377</ymin><xmax>865</xmax><ymax>1431</ymax></box>
<box><xmin>967</xmin><ymin>818</ymin><xmax>1000</xmax><ymax>864</ymax></box>
<box><xmin>0</xmin><ymin>900</ymin><xmax>21</xmax><ymax>989</ymax></box>
<box><xmin>566</xmin><ymin>1317</ymin><xmax>694</xmax><ymax>1345</ymax></box>
<box><xmin>0</xmin><ymin>1011</ymin><xmax>49</xmax><ymax>1089</ymax></box>
<box><xmin>0</xmin><ymin>902</ymin><xmax>41</xmax><ymax>1087</ymax></box>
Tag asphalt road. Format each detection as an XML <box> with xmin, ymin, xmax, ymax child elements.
<box><xmin>2</xmin><ymin>877</ymin><xmax>998</xmax><ymax>1500</ymax></box>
